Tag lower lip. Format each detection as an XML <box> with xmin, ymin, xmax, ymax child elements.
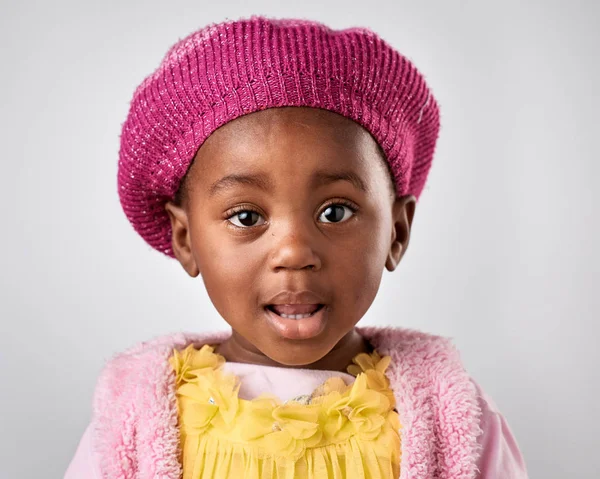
<box><xmin>264</xmin><ymin>305</ymin><xmax>327</xmax><ymax>340</ymax></box>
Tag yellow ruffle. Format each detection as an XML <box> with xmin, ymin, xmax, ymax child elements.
<box><xmin>170</xmin><ymin>345</ymin><xmax>401</xmax><ymax>479</ymax></box>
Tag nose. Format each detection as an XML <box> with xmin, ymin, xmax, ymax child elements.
<box><xmin>268</xmin><ymin>223</ymin><xmax>322</xmax><ymax>272</ymax></box>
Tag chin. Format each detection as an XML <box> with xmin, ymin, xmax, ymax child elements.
<box><xmin>263</xmin><ymin>340</ymin><xmax>334</xmax><ymax>368</ymax></box>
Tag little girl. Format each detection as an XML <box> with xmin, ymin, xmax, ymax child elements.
<box><xmin>65</xmin><ymin>15</ymin><xmax>528</xmax><ymax>478</ymax></box>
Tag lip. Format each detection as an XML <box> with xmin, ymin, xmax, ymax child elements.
<box><xmin>264</xmin><ymin>304</ymin><xmax>327</xmax><ymax>340</ymax></box>
<box><xmin>265</xmin><ymin>290</ymin><xmax>325</xmax><ymax>306</ymax></box>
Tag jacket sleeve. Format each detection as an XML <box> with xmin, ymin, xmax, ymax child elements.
<box><xmin>64</xmin><ymin>424</ymin><xmax>102</xmax><ymax>479</ymax></box>
<box><xmin>472</xmin><ymin>380</ymin><xmax>529</xmax><ymax>478</ymax></box>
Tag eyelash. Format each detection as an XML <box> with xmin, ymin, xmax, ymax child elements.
<box><xmin>224</xmin><ymin>199</ymin><xmax>359</xmax><ymax>230</ymax></box>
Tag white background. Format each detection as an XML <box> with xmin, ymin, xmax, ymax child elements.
<box><xmin>1</xmin><ymin>0</ymin><xmax>598</xmax><ymax>477</ymax></box>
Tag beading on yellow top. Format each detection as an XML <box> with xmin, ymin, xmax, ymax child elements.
<box><xmin>169</xmin><ymin>344</ymin><xmax>401</xmax><ymax>479</ymax></box>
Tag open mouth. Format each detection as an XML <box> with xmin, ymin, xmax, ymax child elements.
<box><xmin>265</xmin><ymin>304</ymin><xmax>325</xmax><ymax>319</ymax></box>
<box><xmin>263</xmin><ymin>304</ymin><xmax>328</xmax><ymax>340</ymax></box>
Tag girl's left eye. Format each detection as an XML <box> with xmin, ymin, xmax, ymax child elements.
<box><xmin>318</xmin><ymin>203</ymin><xmax>356</xmax><ymax>224</ymax></box>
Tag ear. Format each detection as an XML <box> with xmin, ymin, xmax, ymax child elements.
<box><xmin>385</xmin><ymin>195</ymin><xmax>416</xmax><ymax>272</ymax></box>
<box><xmin>164</xmin><ymin>201</ymin><xmax>200</xmax><ymax>277</ymax></box>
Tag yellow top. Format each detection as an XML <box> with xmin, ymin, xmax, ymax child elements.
<box><xmin>170</xmin><ymin>345</ymin><xmax>401</xmax><ymax>479</ymax></box>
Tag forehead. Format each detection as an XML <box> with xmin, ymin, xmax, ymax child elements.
<box><xmin>188</xmin><ymin>107</ymin><xmax>389</xmax><ymax>192</ymax></box>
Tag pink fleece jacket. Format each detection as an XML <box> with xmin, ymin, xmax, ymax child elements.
<box><xmin>65</xmin><ymin>327</ymin><xmax>528</xmax><ymax>478</ymax></box>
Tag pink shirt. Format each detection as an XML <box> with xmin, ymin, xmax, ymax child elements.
<box><xmin>65</xmin><ymin>362</ymin><xmax>527</xmax><ymax>478</ymax></box>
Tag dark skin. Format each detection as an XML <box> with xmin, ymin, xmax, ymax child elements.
<box><xmin>165</xmin><ymin>107</ymin><xmax>415</xmax><ymax>373</ymax></box>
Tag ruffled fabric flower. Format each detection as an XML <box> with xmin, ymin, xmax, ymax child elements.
<box><xmin>242</xmin><ymin>397</ymin><xmax>322</xmax><ymax>460</ymax></box>
<box><xmin>311</xmin><ymin>376</ymin><xmax>350</xmax><ymax>399</ymax></box>
<box><xmin>171</xmin><ymin>345</ymin><xmax>238</xmax><ymax>435</ymax></box>
<box><xmin>319</xmin><ymin>374</ymin><xmax>390</xmax><ymax>441</ymax></box>
<box><xmin>170</xmin><ymin>344</ymin><xmax>224</xmax><ymax>385</ymax></box>
<box><xmin>347</xmin><ymin>351</ymin><xmax>396</xmax><ymax>408</ymax></box>
<box><xmin>347</xmin><ymin>351</ymin><xmax>389</xmax><ymax>376</ymax></box>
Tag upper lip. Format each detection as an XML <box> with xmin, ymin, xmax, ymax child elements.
<box><xmin>265</xmin><ymin>290</ymin><xmax>326</xmax><ymax>306</ymax></box>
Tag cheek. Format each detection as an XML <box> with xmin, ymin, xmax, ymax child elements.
<box><xmin>191</xmin><ymin>226</ymin><xmax>262</xmax><ymax>309</ymax></box>
<box><xmin>332</xmin><ymin>216</ymin><xmax>390</xmax><ymax>303</ymax></box>
<box><xmin>350</xmin><ymin>208</ymin><xmax>391</xmax><ymax>262</ymax></box>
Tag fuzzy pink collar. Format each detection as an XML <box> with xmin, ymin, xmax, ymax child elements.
<box><xmin>91</xmin><ymin>327</ymin><xmax>482</xmax><ymax>478</ymax></box>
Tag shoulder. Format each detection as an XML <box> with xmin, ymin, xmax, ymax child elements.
<box><xmin>94</xmin><ymin>330</ymin><xmax>231</xmax><ymax>386</ymax></box>
<box><xmin>365</xmin><ymin>326</ymin><xmax>483</xmax><ymax>420</ymax></box>
<box><xmin>91</xmin><ymin>332</ymin><xmax>218</xmax><ymax>409</ymax></box>
<box><xmin>360</xmin><ymin>324</ymin><xmax>481</xmax><ymax>414</ymax></box>
<box><xmin>357</xmin><ymin>325</ymin><xmax>463</xmax><ymax>368</ymax></box>
<box><xmin>361</xmin><ymin>326</ymin><xmax>529</xmax><ymax>477</ymax></box>
<box><xmin>89</xmin><ymin>330</ymin><xmax>230</xmax><ymax>477</ymax></box>
<box><xmin>471</xmin><ymin>379</ymin><xmax>529</xmax><ymax>478</ymax></box>
<box><xmin>360</xmin><ymin>326</ymin><xmax>484</xmax><ymax>477</ymax></box>
<box><xmin>92</xmin><ymin>330</ymin><xmax>232</xmax><ymax>404</ymax></box>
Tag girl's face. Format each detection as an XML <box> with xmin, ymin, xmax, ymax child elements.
<box><xmin>165</xmin><ymin>107</ymin><xmax>414</xmax><ymax>370</ymax></box>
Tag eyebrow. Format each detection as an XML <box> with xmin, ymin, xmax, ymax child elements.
<box><xmin>311</xmin><ymin>169</ymin><xmax>368</xmax><ymax>193</ymax></box>
<box><xmin>209</xmin><ymin>173</ymin><xmax>274</xmax><ymax>196</ymax></box>
<box><xmin>208</xmin><ymin>169</ymin><xmax>368</xmax><ymax>196</ymax></box>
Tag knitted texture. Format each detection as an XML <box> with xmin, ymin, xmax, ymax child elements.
<box><xmin>90</xmin><ymin>327</ymin><xmax>482</xmax><ymax>479</ymax></box>
<box><xmin>118</xmin><ymin>15</ymin><xmax>440</xmax><ymax>257</ymax></box>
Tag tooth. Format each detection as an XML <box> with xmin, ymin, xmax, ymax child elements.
<box><xmin>279</xmin><ymin>313</ymin><xmax>311</xmax><ymax>319</ymax></box>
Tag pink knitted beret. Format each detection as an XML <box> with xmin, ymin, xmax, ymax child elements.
<box><xmin>118</xmin><ymin>15</ymin><xmax>440</xmax><ymax>257</ymax></box>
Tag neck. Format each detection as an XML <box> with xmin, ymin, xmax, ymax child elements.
<box><xmin>214</xmin><ymin>328</ymin><xmax>372</xmax><ymax>373</ymax></box>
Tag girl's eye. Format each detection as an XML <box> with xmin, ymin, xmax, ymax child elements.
<box><xmin>225</xmin><ymin>201</ymin><xmax>357</xmax><ymax>229</ymax></box>
<box><xmin>318</xmin><ymin>203</ymin><xmax>356</xmax><ymax>224</ymax></box>
<box><xmin>226</xmin><ymin>210</ymin><xmax>265</xmax><ymax>228</ymax></box>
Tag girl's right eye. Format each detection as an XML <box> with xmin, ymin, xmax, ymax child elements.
<box><xmin>226</xmin><ymin>209</ymin><xmax>265</xmax><ymax>228</ymax></box>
